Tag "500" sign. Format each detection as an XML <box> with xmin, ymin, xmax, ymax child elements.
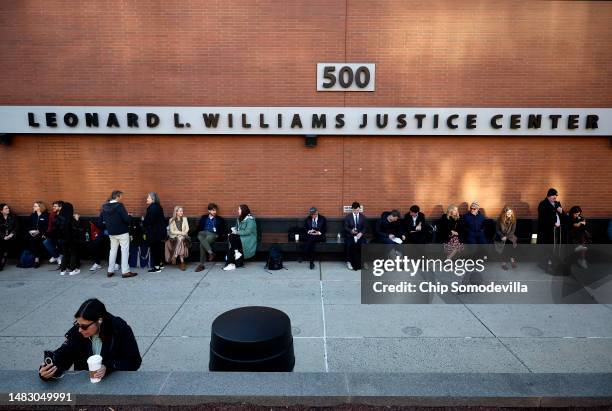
<box><xmin>317</xmin><ymin>63</ymin><xmax>375</xmax><ymax>91</ymax></box>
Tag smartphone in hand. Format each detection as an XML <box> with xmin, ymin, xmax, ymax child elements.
<box><xmin>44</xmin><ymin>350</ymin><xmax>55</xmax><ymax>366</ymax></box>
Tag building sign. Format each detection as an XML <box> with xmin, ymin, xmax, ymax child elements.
<box><xmin>316</xmin><ymin>63</ymin><xmax>376</xmax><ymax>91</ymax></box>
<box><xmin>0</xmin><ymin>106</ymin><xmax>610</xmax><ymax>136</ymax></box>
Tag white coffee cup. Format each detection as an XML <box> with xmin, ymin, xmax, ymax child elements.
<box><xmin>87</xmin><ymin>355</ymin><xmax>103</xmax><ymax>383</ymax></box>
<box><xmin>294</xmin><ymin>234</ymin><xmax>300</xmax><ymax>242</ymax></box>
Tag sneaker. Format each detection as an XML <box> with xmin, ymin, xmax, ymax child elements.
<box><xmin>223</xmin><ymin>263</ymin><xmax>236</xmax><ymax>271</ymax></box>
<box><xmin>114</xmin><ymin>263</ymin><xmax>120</xmax><ymax>272</ymax></box>
<box><xmin>60</xmin><ymin>270</ymin><xmax>67</xmax><ymax>276</ymax></box>
<box><xmin>49</xmin><ymin>257</ymin><xmax>57</xmax><ymax>263</ymax></box>
<box><xmin>148</xmin><ymin>267</ymin><xmax>162</xmax><ymax>273</ymax></box>
<box><xmin>68</xmin><ymin>269</ymin><xmax>81</xmax><ymax>276</ymax></box>
<box><xmin>90</xmin><ymin>263</ymin><xmax>102</xmax><ymax>272</ymax></box>
<box><xmin>234</xmin><ymin>250</ymin><xmax>242</xmax><ymax>260</ymax></box>
<box><xmin>346</xmin><ymin>261</ymin><xmax>354</xmax><ymax>270</ymax></box>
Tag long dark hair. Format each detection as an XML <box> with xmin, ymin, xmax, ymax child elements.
<box><xmin>74</xmin><ymin>298</ymin><xmax>112</xmax><ymax>341</ymax></box>
<box><xmin>238</xmin><ymin>204</ymin><xmax>251</xmax><ymax>221</ymax></box>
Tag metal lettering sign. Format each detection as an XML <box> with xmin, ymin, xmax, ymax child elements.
<box><xmin>0</xmin><ymin>106</ymin><xmax>610</xmax><ymax>136</ymax></box>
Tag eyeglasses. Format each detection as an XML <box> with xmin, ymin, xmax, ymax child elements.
<box><xmin>74</xmin><ymin>320</ymin><xmax>96</xmax><ymax>331</ymax></box>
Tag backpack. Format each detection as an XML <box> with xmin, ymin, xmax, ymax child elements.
<box><xmin>17</xmin><ymin>250</ymin><xmax>35</xmax><ymax>268</ymax></box>
<box><xmin>265</xmin><ymin>246</ymin><xmax>284</xmax><ymax>270</ymax></box>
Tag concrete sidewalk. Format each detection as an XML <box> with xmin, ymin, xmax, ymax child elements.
<box><xmin>0</xmin><ymin>260</ymin><xmax>611</xmax><ymax>374</ymax></box>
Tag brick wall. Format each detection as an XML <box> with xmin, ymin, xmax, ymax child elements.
<box><xmin>1</xmin><ymin>0</ymin><xmax>611</xmax><ymax>218</ymax></box>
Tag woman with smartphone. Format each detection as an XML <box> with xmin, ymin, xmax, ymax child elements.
<box><xmin>38</xmin><ymin>298</ymin><xmax>141</xmax><ymax>381</ymax></box>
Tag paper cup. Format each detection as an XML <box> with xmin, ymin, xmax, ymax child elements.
<box><xmin>87</xmin><ymin>355</ymin><xmax>103</xmax><ymax>383</ymax></box>
<box><xmin>294</xmin><ymin>234</ymin><xmax>300</xmax><ymax>242</ymax></box>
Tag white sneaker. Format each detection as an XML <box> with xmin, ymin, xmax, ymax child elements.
<box><xmin>114</xmin><ymin>263</ymin><xmax>120</xmax><ymax>272</ymax></box>
<box><xmin>347</xmin><ymin>261</ymin><xmax>354</xmax><ymax>270</ymax></box>
<box><xmin>223</xmin><ymin>263</ymin><xmax>236</xmax><ymax>271</ymax></box>
<box><xmin>49</xmin><ymin>257</ymin><xmax>57</xmax><ymax>263</ymax></box>
<box><xmin>90</xmin><ymin>263</ymin><xmax>102</xmax><ymax>271</ymax></box>
<box><xmin>60</xmin><ymin>270</ymin><xmax>67</xmax><ymax>276</ymax></box>
<box><xmin>69</xmin><ymin>269</ymin><xmax>81</xmax><ymax>276</ymax></box>
<box><xmin>234</xmin><ymin>250</ymin><xmax>242</xmax><ymax>260</ymax></box>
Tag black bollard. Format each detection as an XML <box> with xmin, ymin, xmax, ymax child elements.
<box><xmin>209</xmin><ymin>306</ymin><xmax>295</xmax><ymax>372</ymax></box>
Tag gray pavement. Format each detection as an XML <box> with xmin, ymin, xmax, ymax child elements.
<box><xmin>1</xmin><ymin>259</ymin><xmax>612</xmax><ymax>374</ymax></box>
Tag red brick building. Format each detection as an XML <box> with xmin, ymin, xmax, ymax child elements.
<box><xmin>1</xmin><ymin>0</ymin><xmax>611</xmax><ymax>219</ymax></box>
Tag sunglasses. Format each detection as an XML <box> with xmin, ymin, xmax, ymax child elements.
<box><xmin>74</xmin><ymin>320</ymin><xmax>97</xmax><ymax>331</ymax></box>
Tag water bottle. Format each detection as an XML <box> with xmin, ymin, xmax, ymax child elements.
<box><xmin>85</xmin><ymin>231</ymin><xmax>90</xmax><ymax>242</ymax></box>
<box><xmin>337</xmin><ymin>233</ymin><xmax>341</xmax><ymax>243</ymax></box>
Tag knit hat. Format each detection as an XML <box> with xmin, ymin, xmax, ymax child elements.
<box><xmin>470</xmin><ymin>201</ymin><xmax>480</xmax><ymax>209</ymax></box>
<box><xmin>547</xmin><ymin>188</ymin><xmax>558</xmax><ymax>197</ymax></box>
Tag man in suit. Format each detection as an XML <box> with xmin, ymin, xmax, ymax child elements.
<box><xmin>302</xmin><ymin>207</ymin><xmax>327</xmax><ymax>270</ymax></box>
<box><xmin>343</xmin><ymin>202</ymin><xmax>368</xmax><ymax>270</ymax></box>
<box><xmin>403</xmin><ymin>205</ymin><xmax>431</xmax><ymax>244</ymax></box>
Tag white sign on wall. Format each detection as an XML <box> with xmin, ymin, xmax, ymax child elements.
<box><xmin>0</xmin><ymin>106</ymin><xmax>610</xmax><ymax>136</ymax></box>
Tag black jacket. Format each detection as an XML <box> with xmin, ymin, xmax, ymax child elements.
<box><xmin>437</xmin><ymin>214</ymin><xmax>461</xmax><ymax>243</ymax></box>
<box><xmin>537</xmin><ymin>198</ymin><xmax>563</xmax><ymax>244</ymax></box>
<box><xmin>54</xmin><ymin>202</ymin><xmax>74</xmax><ymax>242</ymax></box>
<box><xmin>101</xmin><ymin>202</ymin><xmax>131</xmax><ymax>235</ymax></box>
<box><xmin>29</xmin><ymin>212</ymin><xmax>49</xmax><ymax>237</ymax></box>
<box><xmin>41</xmin><ymin>314</ymin><xmax>141</xmax><ymax>380</ymax></box>
<box><xmin>375</xmin><ymin>212</ymin><xmax>404</xmax><ymax>241</ymax></box>
<box><xmin>0</xmin><ymin>213</ymin><xmax>18</xmax><ymax>238</ymax></box>
<box><xmin>403</xmin><ymin>212</ymin><xmax>427</xmax><ymax>233</ymax></box>
<box><xmin>143</xmin><ymin>203</ymin><xmax>167</xmax><ymax>242</ymax></box>
<box><xmin>304</xmin><ymin>215</ymin><xmax>327</xmax><ymax>236</ymax></box>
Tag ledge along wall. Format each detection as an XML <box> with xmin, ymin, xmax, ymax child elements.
<box><xmin>1</xmin><ymin>0</ymin><xmax>611</xmax><ymax>219</ymax></box>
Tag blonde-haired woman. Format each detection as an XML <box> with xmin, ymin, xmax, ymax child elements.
<box><xmin>494</xmin><ymin>206</ymin><xmax>518</xmax><ymax>270</ymax></box>
<box><xmin>27</xmin><ymin>201</ymin><xmax>50</xmax><ymax>268</ymax></box>
<box><xmin>437</xmin><ymin>205</ymin><xmax>463</xmax><ymax>259</ymax></box>
<box><xmin>164</xmin><ymin>206</ymin><xmax>190</xmax><ymax>271</ymax></box>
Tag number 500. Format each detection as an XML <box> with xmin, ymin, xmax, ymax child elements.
<box><xmin>317</xmin><ymin>63</ymin><xmax>375</xmax><ymax>91</ymax></box>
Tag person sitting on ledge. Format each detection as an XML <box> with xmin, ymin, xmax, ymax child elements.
<box><xmin>165</xmin><ymin>205</ymin><xmax>190</xmax><ymax>271</ymax></box>
<box><xmin>196</xmin><ymin>203</ymin><xmax>227</xmax><ymax>272</ymax></box>
<box><xmin>403</xmin><ymin>205</ymin><xmax>431</xmax><ymax>244</ymax></box>
<box><xmin>375</xmin><ymin>209</ymin><xmax>405</xmax><ymax>244</ymax></box>
<box><xmin>0</xmin><ymin>203</ymin><xmax>18</xmax><ymax>271</ymax></box>
<box><xmin>38</xmin><ymin>298</ymin><xmax>141</xmax><ymax>381</ymax></box>
<box><xmin>223</xmin><ymin>204</ymin><xmax>257</xmax><ymax>271</ymax></box>
<box><xmin>462</xmin><ymin>201</ymin><xmax>487</xmax><ymax>244</ymax></box>
<box><xmin>302</xmin><ymin>207</ymin><xmax>327</xmax><ymax>270</ymax></box>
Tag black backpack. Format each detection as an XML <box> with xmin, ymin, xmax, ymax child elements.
<box><xmin>265</xmin><ymin>246</ymin><xmax>284</xmax><ymax>270</ymax></box>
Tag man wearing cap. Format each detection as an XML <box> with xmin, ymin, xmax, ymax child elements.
<box><xmin>302</xmin><ymin>207</ymin><xmax>327</xmax><ymax>270</ymax></box>
<box><xmin>462</xmin><ymin>201</ymin><xmax>487</xmax><ymax>244</ymax></box>
<box><xmin>537</xmin><ymin>188</ymin><xmax>564</xmax><ymax>245</ymax></box>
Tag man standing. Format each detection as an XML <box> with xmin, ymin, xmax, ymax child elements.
<box><xmin>101</xmin><ymin>191</ymin><xmax>137</xmax><ymax>278</ymax></box>
<box><xmin>302</xmin><ymin>207</ymin><xmax>327</xmax><ymax>270</ymax></box>
<box><xmin>537</xmin><ymin>188</ymin><xmax>564</xmax><ymax>245</ymax></box>
<box><xmin>343</xmin><ymin>202</ymin><xmax>368</xmax><ymax>270</ymax></box>
<box><xmin>195</xmin><ymin>203</ymin><xmax>226</xmax><ymax>272</ymax></box>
